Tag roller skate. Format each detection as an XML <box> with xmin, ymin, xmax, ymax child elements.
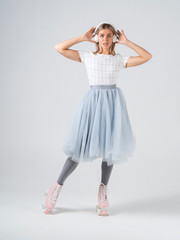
<box><xmin>42</xmin><ymin>182</ymin><xmax>63</xmax><ymax>214</ymax></box>
<box><xmin>96</xmin><ymin>183</ymin><xmax>109</xmax><ymax>216</ymax></box>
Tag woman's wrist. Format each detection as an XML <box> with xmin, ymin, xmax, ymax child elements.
<box><xmin>123</xmin><ymin>39</ymin><xmax>130</xmax><ymax>46</ymax></box>
<box><xmin>79</xmin><ymin>35</ymin><xmax>86</xmax><ymax>42</ymax></box>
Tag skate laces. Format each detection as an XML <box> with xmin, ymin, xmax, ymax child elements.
<box><xmin>50</xmin><ymin>185</ymin><xmax>62</xmax><ymax>205</ymax></box>
<box><xmin>99</xmin><ymin>183</ymin><xmax>109</xmax><ymax>202</ymax></box>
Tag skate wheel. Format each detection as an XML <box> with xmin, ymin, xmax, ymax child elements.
<box><xmin>42</xmin><ymin>203</ymin><xmax>46</xmax><ymax>209</ymax></box>
<box><xmin>96</xmin><ymin>205</ymin><xmax>109</xmax><ymax>216</ymax></box>
<box><xmin>96</xmin><ymin>205</ymin><xmax>100</xmax><ymax>212</ymax></box>
<box><xmin>43</xmin><ymin>190</ymin><xmax>49</xmax><ymax>196</ymax></box>
<box><xmin>96</xmin><ymin>205</ymin><xmax>101</xmax><ymax>215</ymax></box>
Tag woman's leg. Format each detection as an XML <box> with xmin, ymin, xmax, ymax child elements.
<box><xmin>96</xmin><ymin>160</ymin><xmax>113</xmax><ymax>216</ymax></box>
<box><xmin>101</xmin><ymin>160</ymin><xmax>114</xmax><ymax>186</ymax></box>
<box><xmin>57</xmin><ymin>156</ymin><xmax>79</xmax><ymax>185</ymax></box>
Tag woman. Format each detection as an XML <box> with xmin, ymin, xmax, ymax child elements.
<box><xmin>42</xmin><ymin>22</ymin><xmax>152</xmax><ymax>216</ymax></box>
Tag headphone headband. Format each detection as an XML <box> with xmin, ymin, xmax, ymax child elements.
<box><xmin>93</xmin><ymin>22</ymin><xmax>118</xmax><ymax>43</ymax></box>
<box><xmin>94</xmin><ymin>22</ymin><xmax>117</xmax><ymax>35</ymax></box>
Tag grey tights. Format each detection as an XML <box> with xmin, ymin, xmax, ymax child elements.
<box><xmin>57</xmin><ymin>156</ymin><xmax>113</xmax><ymax>186</ymax></box>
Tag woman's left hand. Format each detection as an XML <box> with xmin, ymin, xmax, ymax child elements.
<box><xmin>116</xmin><ymin>29</ymin><xmax>128</xmax><ymax>44</ymax></box>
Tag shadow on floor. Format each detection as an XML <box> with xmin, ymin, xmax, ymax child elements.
<box><xmin>110</xmin><ymin>194</ymin><xmax>180</xmax><ymax>216</ymax></box>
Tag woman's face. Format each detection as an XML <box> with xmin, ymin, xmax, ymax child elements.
<box><xmin>97</xmin><ymin>29</ymin><xmax>114</xmax><ymax>50</ymax></box>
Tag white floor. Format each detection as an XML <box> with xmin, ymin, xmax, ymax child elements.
<box><xmin>1</xmin><ymin>184</ymin><xmax>180</xmax><ymax>240</ymax></box>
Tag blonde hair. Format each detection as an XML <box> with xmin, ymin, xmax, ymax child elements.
<box><xmin>94</xmin><ymin>23</ymin><xmax>118</xmax><ymax>56</ymax></box>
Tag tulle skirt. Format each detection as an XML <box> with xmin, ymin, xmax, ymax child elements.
<box><xmin>61</xmin><ymin>84</ymin><xmax>136</xmax><ymax>166</ymax></box>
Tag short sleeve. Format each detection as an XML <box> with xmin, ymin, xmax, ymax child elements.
<box><xmin>117</xmin><ymin>53</ymin><xmax>129</xmax><ymax>70</ymax></box>
<box><xmin>78</xmin><ymin>50</ymin><xmax>90</xmax><ymax>64</ymax></box>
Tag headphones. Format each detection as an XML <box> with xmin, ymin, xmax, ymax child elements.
<box><xmin>93</xmin><ymin>22</ymin><xmax>118</xmax><ymax>43</ymax></box>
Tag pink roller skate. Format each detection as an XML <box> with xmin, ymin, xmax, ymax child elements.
<box><xmin>96</xmin><ymin>183</ymin><xmax>109</xmax><ymax>216</ymax></box>
<box><xmin>42</xmin><ymin>182</ymin><xmax>63</xmax><ymax>214</ymax></box>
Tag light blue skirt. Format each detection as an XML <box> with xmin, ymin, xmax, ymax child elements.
<box><xmin>62</xmin><ymin>84</ymin><xmax>136</xmax><ymax>166</ymax></box>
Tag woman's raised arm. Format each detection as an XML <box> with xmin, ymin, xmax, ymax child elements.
<box><xmin>54</xmin><ymin>27</ymin><xmax>96</xmax><ymax>63</ymax></box>
<box><xmin>116</xmin><ymin>29</ymin><xmax>152</xmax><ymax>68</ymax></box>
<box><xmin>54</xmin><ymin>36</ymin><xmax>85</xmax><ymax>62</ymax></box>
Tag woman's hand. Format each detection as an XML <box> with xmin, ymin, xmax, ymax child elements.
<box><xmin>81</xmin><ymin>27</ymin><xmax>97</xmax><ymax>43</ymax></box>
<box><xmin>116</xmin><ymin>29</ymin><xmax>128</xmax><ymax>44</ymax></box>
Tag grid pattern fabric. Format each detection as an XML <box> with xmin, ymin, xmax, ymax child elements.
<box><xmin>78</xmin><ymin>50</ymin><xmax>129</xmax><ymax>85</ymax></box>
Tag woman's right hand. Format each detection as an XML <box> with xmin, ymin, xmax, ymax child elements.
<box><xmin>81</xmin><ymin>27</ymin><xmax>97</xmax><ymax>43</ymax></box>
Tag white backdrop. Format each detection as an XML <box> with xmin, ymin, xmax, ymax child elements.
<box><xmin>1</xmin><ymin>0</ymin><xmax>180</xmax><ymax>239</ymax></box>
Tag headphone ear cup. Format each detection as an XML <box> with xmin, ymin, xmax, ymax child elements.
<box><xmin>113</xmin><ymin>34</ymin><xmax>117</xmax><ymax>43</ymax></box>
<box><xmin>94</xmin><ymin>34</ymin><xmax>98</xmax><ymax>42</ymax></box>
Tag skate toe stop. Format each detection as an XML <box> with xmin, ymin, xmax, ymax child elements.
<box><xmin>44</xmin><ymin>210</ymin><xmax>50</xmax><ymax>214</ymax></box>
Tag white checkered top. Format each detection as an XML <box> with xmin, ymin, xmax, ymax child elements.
<box><xmin>78</xmin><ymin>50</ymin><xmax>129</xmax><ymax>85</ymax></box>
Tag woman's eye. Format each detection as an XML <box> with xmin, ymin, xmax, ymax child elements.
<box><xmin>100</xmin><ymin>35</ymin><xmax>111</xmax><ymax>37</ymax></box>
